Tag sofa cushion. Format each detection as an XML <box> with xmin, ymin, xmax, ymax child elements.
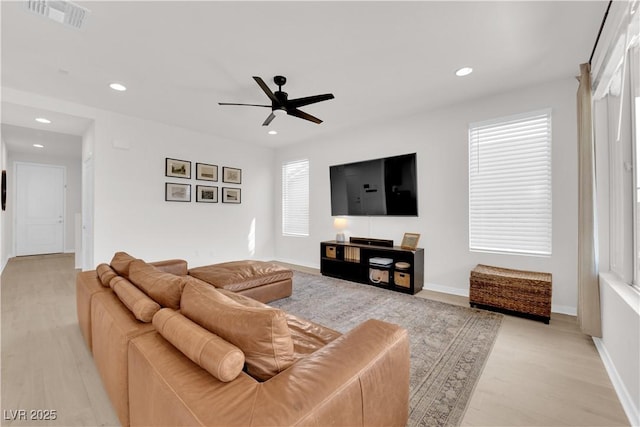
<box><xmin>181</xmin><ymin>279</ymin><xmax>294</xmax><ymax>381</ymax></box>
<box><xmin>153</xmin><ymin>308</ymin><xmax>245</xmax><ymax>382</ymax></box>
<box><xmin>110</xmin><ymin>252</ymin><xmax>137</xmax><ymax>278</ymax></box>
<box><xmin>215</xmin><ymin>288</ymin><xmax>340</xmax><ymax>357</ymax></box>
<box><xmin>150</xmin><ymin>259</ymin><xmax>188</xmax><ymax>276</ymax></box>
<box><xmin>96</xmin><ymin>263</ymin><xmax>118</xmax><ymax>287</ymax></box>
<box><xmin>188</xmin><ymin>260</ymin><xmax>292</xmax><ymax>292</ymax></box>
<box><xmin>128</xmin><ymin>260</ymin><xmax>186</xmax><ymax>310</ymax></box>
<box><xmin>111</xmin><ymin>276</ymin><xmax>160</xmax><ymax>323</ymax></box>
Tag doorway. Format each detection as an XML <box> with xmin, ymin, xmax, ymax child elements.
<box><xmin>15</xmin><ymin>162</ymin><xmax>65</xmax><ymax>256</ymax></box>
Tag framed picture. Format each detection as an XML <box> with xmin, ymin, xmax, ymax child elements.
<box><xmin>222</xmin><ymin>167</ymin><xmax>242</xmax><ymax>184</ymax></box>
<box><xmin>196</xmin><ymin>185</ymin><xmax>218</xmax><ymax>203</ymax></box>
<box><xmin>401</xmin><ymin>232</ymin><xmax>421</xmax><ymax>250</ymax></box>
<box><xmin>196</xmin><ymin>163</ymin><xmax>218</xmax><ymax>181</ymax></box>
<box><xmin>1</xmin><ymin>170</ymin><xmax>6</xmax><ymax>211</ymax></box>
<box><xmin>165</xmin><ymin>182</ymin><xmax>191</xmax><ymax>202</ymax></box>
<box><xmin>165</xmin><ymin>158</ymin><xmax>191</xmax><ymax>179</ymax></box>
<box><xmin>222</xmin><ymin>187</ymin><xmax>241</xmax><ymax>204</ymax></box>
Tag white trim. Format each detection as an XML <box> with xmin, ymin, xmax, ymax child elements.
<box><xmin>550</xmin><ymin>304</ymin><xmax>577</xmax><ymax>316</ymax></box>
<box><xmin>275</xmin><ymin>257</ymin><xmax>319</xmax><ymax>271</ymax></box>
<box><xmin>593</xmin><ymin>337</ymin><xmax>639</xmax><ymax>427</ymax></box>
<box><xmin>601</xmin><ymin>271</ymin><xmax>640</xmax><ymax>316</ymax></box>
<box><xmin>423</xmin><ymin>282</ymin><xmax>469</xmax><ymax>297</ymax></box>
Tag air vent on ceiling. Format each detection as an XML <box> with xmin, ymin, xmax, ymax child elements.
<box><xmin>26</xmin><ymin>0</ymin><xmax>89</xmax><ymax>30</ymax></box>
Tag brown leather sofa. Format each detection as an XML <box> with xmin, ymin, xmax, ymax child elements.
<box><xmin>76</xmin><ymin>252</ymin><xmax>410</xmax><ymax>427</ymax></box>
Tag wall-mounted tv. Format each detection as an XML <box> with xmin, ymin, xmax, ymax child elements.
<box><xmin>330</xmin><ymin>153</ymin><xmax>418</xmax><ymax>216</ymax></box>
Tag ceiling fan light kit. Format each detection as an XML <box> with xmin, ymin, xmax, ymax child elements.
<box><xmin>219</xmin><ymin>75</ymin><xmax>334</xmax><ymax>126</ymax></box>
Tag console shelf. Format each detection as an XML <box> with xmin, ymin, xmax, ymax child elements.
<box><xmin>320</xmin><ymin>241</ymin><xmax>424</xmax><ymax>295</ymax></box>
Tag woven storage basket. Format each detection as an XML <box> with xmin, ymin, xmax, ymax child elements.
<box><xmin>469</xmin><ymin>264</ymin><xmax>552</xmax><ymax>323</ymax></box>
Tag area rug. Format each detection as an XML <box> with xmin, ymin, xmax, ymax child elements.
<box><xmin>270</xmin><ymin>271</ymin><xmax>503</xmax><ymax>427</ymax></box>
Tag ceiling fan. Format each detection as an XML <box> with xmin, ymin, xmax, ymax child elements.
<box><xmin>219</xmin><ymin>76</ymin><xmax>334</xmax><ymax>126</ymax></box>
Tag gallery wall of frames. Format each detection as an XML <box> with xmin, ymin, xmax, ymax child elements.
<box><xmin>164</xmin><ymin>158</ymin><xmax>242</xmax><ymax>204</ymax></box>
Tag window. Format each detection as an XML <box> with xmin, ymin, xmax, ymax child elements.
<box><xmin>469</xmin><ymin>110</ymin><xmax>552</xmax><ymax>256</ymax></box>
<box><xmin>593</xmin><ymin>5</ymin><xmax>639</xmax><ymax>288</ymax></box>
<box><xmin>282</xmin><ymin>159</ymin><xmax>309</xmax><ymax>237</ymax></box>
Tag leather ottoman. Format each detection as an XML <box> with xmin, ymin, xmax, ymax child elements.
<box><xmin>188</xmin><ymin>260</ymin><xmax>293</xmax><ymax>303</ymax></box>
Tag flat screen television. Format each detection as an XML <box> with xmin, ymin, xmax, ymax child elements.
<box><xmin>330</xmin><ymin>153</ymin><xmax>418</xmax><ymax>216</ymax></box>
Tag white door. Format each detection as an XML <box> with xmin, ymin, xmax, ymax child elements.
<box><xmin>16</xmin><ymin>163</ymin><xmax>65</xmax><ymax>256</ymax></box>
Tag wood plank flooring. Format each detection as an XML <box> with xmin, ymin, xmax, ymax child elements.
<box><xmin>1</xmin><ymin>255</ymin><xmax>631</xmax><ymax>426</ymax></box>
<box><xmin>1</xmin><ymin>254</ymin><xmax>119</xmax><ymax>426</ymax></box>
<box><xmin>418</xmin><ymin>290</ymin><xmax>629</xmax><ymax>427</ymax></box>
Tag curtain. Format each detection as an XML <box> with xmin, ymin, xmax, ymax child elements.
<box><xmin>577</xmin><ymin>62</ymin><xmax>602</xmax><ymax>337</ymax></box>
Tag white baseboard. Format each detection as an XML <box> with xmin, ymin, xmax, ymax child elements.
<box><xmin>273</xmin><ymin>258</ymin><xmax>319</xmax><ymax>271</ymax></box>
<box><xmin>422</xmin><ymin>282</ymin><xmax>469</xmax><ymax>297</ymax></box>
<box><xmin>593</xmin><ymin>337</ymin><xmax>639</xmax><ymax>427</ymax></box>
<box><xmin>551</xmin><ymin>304</ymin><xmax>577</xmax><ymax>316</ymax></box>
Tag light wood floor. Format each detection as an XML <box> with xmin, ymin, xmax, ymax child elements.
<box><xmin>1</xmin><ymin>255</ymin><xmax>630</xmax><ymax>427</ymax></box>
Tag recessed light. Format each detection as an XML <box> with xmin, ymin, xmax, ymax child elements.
<box><xmin>268</xmin><ymin>130</ymin><xmax>278</xmax><ymax>135</ymax></box>
<box><xmin>109</xmin><ymin>82</ymin><xmax>127</xmax><ymax>92</ymax></box>
<box><xmin>35</xmin><ymin>117</ymin><xmax>51</xmax><ymax>124</ymax></box>
<box><xmin>455</xmin><ymin>67</ymin><xmax>473</xmax><ymax>77</ymax></box>
<box><xmin>33</xmin><ymin>144</ymin><xmax>44</xmax><ymax>148</ymax></box>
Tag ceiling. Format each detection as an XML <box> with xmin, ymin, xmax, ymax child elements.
<box><xmin>1</xmin><ymin>1</ymin><xmax>608</xmax><ymax>155</ymax></box>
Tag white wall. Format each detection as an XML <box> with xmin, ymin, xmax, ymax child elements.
<box><xmin>6</xmin><ymin>148</ymin><xmax>82</xmax><ymax>257</ymax></box>
<box><xmin>89</xmin><ymin>109</ymin><xmax>276</xmax><ymax>267</ymax></box>
<box><xmin>596</xmin><ymin>274</ymin><xmax>640</xmax><ymax>427</ymax></box>
<box><xmin>3</xmin><ymin>88</ymin><xmax>276</xmax><ymax>269</ymax></box>
<box><xmin>275</xmin><ymin>77</ymin><xmax>579</xmax><ymax>314</ymax></box>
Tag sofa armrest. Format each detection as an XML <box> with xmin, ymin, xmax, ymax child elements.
<box><xmin>254</xmin><ymin>319</ymin><xmax>409</xmax><ymax>427</ymax></box>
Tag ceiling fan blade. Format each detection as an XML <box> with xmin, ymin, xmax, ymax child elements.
<box><xmin>253</xmin><ymin>76</ymin><xmax>279</xmax><ymax>104</ymax></box>
<box><xmin>289</xmin><ymin>108</ymin><xmax>323</xmax><ymax>124</ymax></box>
<box><xmin>287</xmin><ymin>93</ymin><xmax>335</xmax><ymax>109</ymax></box>
<box><xmin>218</xmin><ymin>102</ymin><xmax>272</xmax><ymax>107</ymax></box>
<box><xmin>262</xmin><ymin>112</ymin><xmax>276</xmax><ymax>126</ymax></box>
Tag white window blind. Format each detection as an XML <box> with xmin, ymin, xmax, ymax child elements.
<box><xmin>469</xmin><ymin>110</ymin><xmax>552</xmax><ymax>256</ymax></box>
<box><xmin>282</xmin><ymin>159</ymin><xmax>309</xmax><ymax>237</ymax></box>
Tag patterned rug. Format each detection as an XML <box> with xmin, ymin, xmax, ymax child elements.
<box><xmin>270</xmin><ymin>271</ymin><xmax>503</xmax><ymax>427</ymax></box>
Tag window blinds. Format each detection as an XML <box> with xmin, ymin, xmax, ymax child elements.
<box><xmin>469</xmin><ymin>110</ymin><xmax>552</xmax><ymax>256</ymax></box>
<box><xmin>282</xmin><ymin>159</ymin><xmax>309</xmax><ymax>236</ymax></box>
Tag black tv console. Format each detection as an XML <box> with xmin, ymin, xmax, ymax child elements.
<box><xmin>320</xmin><ymin>240</ymin><xmax>424</xmax><ymax>295</ymax></box>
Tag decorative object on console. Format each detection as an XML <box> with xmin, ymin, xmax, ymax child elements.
<box><xmin>196</xmin><ymin>163</ymin><xmax>218</xmax><ymax>181</ymax></box>
<box><xmin>222</xmin><ymin>166</ymin><xmax>242</xmax><ymax>184</ymax></box>
<box><xmin>222</xmin><ymin>187</ymin><xmax>241</xmax><ymax>204</ymax></box>
<box><xmin>165</xmin><ymin>158</ymin><xmax>191</xmax><ymax>179</ymax></box>
<box><xmin>349</xmin><ymin>236</ymin><xmax>394</xmax><ymax>247</ymax></box>
<box><xmin>394</xmin><ymin>262</ymin><xmax>411</xmax><ymax>288</ymax></box>
<box><xmin>165</xmin><ymin>182</ymin><xmax>191</xmax><ymax>202</ymax></box>
<box><xmin>333</xmin><ymin>217</ymin><xmax>348</xmax><ymax>242</ymax></box>
<box><xmin>401</xmin><ymin>232</ymin><xmax>420</xmax><ymax>250</ymax></box>
<box><xmin>369</xmin><ymin>257</ymin><xmax>393</xmax><ymax>285</ymax></box>
<box><xmin>196</xmin><ymin>185</ymin><xmax>218</xmax><ymax>203</ymax></box>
